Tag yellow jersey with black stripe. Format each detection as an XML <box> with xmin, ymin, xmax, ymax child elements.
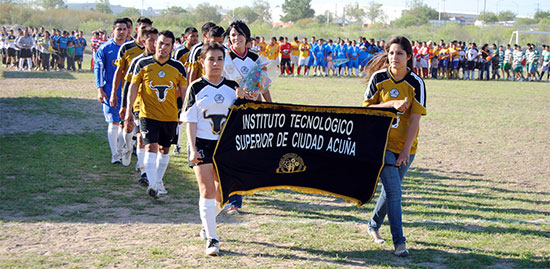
<box><xmin>116</xmin><ymin>40</ymin><xmax>144</xmax><ymax>74</ymax></box>
<box><xmin>124</xmin><ymin>52</ymin><xmax>150</xmax><ymax>112</ymax></box>
<box><xmin>363</xmin><ymin>68</ymin><xmax>427</xmax><ymax>154</ymax></box>
<box><xmin>131</xmin><ymin>56</ymin><xmax>188</xmax><ymax>122</ymax></box>
<box><xmin>174</xmin><ymin>45</ymin><xmax>192</xmax><ymax>66</ymax></box>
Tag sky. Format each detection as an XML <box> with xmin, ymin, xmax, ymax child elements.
<box><xmin>66</xmin><ymin>0</ymin><xmax>548</xmax><ymax>18</ymax></box>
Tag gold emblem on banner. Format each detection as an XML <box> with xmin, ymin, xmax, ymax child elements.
<box><xmin>276</xmin><ymin>153</ymin><xmax>306</xmax><ymax>174</ymax></box>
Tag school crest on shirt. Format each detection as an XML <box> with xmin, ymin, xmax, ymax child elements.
<box><xmin>158</xmin><ymin>70</ymin><xmax>166</xmax><ymax>78</ymax></box>
<box><xmin>214</xmin><ymin>94</ymin><xmax>224</xmax><ymax>104</ymax></box>
<box><xmin>389</xmin><ymin>88</ymin><xmax>399</xmax><ymax>98</ymax></box>
<box><xmin>240</xmin><ymin>66</ymin><xmax>250</xmax><ymax>75</ymax></box>
<box><xmin>149</xmin><ymin>81</ymin><xmax>173</xmax><ymax>102</ymax></box>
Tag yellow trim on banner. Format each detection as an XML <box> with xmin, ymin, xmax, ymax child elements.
<box><xmin>223</xmin><ymin>185</ymin><xmax>366</xmax><ymax>208</ymax></box>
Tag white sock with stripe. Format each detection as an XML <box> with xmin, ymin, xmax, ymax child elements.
<box><xmin>199</xmin><ymin>198</ymin><xmax>218</xmax><ymax>240</ymax></box>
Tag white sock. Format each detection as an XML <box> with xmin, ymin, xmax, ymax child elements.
<box><xmin>176</xmin><ymin>124</ymin><xmax>182</xmax><ymax>147</ymax></box>
<box><xmin>137</xmin><ymin>148</ymin><xmax>145</xmax><ymax>174</ymax></box>
<box><xmin>157</xmin><ymin>153</ymin><xmax>170</xmax><ymax>187</ymax></box>
<box><xmin>116</xmin><ymin>127</ymin><xmax>125</xmax><ymax>155</ymax></box>
<box><xmin>144</xmin><ymin>151</ymin><xmax>158</xmax><ymax>188</ymax></box>
<box><xmin>19</xmin><ymin>59</ymin><xmax>24</xmax><ymax>69</ymax></box>
<box><xmin>107</xmin><ymin>123</ymin><xmax>119</xmax><ymax>156</ymax></box>
<box><xmin>123</xmin><ymin>130</ymin><xmax>133</xmax><ymax>152</ymax></box>
<box><xmin>199</xmin><ymin>198</ymin><xmax>218</xmax><ymax>240</ymax></box>
<box><xmin>26</xmin><ymin>58</ymin><xmax>32</xmax><ymax>69</ymax></box>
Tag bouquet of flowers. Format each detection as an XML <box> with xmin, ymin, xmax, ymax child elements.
<box><xmin>240</xmin><ymin>58</ymin><xmax>278</xmax><ymax>98</ymax></box>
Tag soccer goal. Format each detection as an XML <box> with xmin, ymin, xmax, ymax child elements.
<box><xmin>509</xmin><ymin>30</ymin><xmax>550</xmax><ymax>45</ymax></box>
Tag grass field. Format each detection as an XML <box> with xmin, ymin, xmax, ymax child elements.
<box><xmin>0</xmin><ymin>66</ymin><xmax>549</xmax><ymax>268</ymax></box>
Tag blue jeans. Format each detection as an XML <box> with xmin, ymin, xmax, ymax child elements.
<box><xmin>228</xmin><ymin>194</ymin><xmax>242</xmax><ymax>208</ymax></box>
<box><xmin>368</xmin><ymin>150</ymin><xmax>415</xmax><ymax>248</ymax></box>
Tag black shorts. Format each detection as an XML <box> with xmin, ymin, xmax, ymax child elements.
<box><xmin>133</xmin><ymin>111</ymin><xmax>140</xmax><ymax>133</ymax></box>
<box><xmin>139</xmin><ymin>117</ymin><xmax>177</xmax><ymax>148</ymax></box>
<box><xmin>59</xmin><ymin>48</ymin><xmax>67</xmax><ymax>57</ymax></box>
<box><xmin>281</xmin><ymin>58</ymin><xmax>291</xmax><ymax>67</ymax></box>
<box><xmin>20</xmin><ymin>49</ymin><xmax>32</xmax><ymax>58</ymax></box>
<box><xmin>74</xmin><ymin>54</ymin><xmax>83</xmax><ymax>62</ymax></box>
<box><xmin>7</xmin><ymin>48</ymin><xmax>15</xmax><ymax>57</ymax></box>
<box><xmin>188</xmin><ymin>137</ymin><xmax>217</xmax><ymax>167</ymax></box>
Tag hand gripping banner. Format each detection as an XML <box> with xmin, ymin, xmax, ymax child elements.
<box><xmin>213</xmin><ymin>99</ymin><xmax>396</xmax><ymax>207</ymax></box>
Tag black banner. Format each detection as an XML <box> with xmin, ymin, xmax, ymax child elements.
<box><xmin>213</xmin><ymin>99</ymin><xmax>396</xmax><ymax>207</ymax></box>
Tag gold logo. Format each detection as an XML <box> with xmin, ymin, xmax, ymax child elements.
<box><xmin>276</xmin><ymin>153</ymin><xmax>306</xmax><ymax>174</ymax></box>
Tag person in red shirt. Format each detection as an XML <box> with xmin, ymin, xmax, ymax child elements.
<box><xmin>278</xmin><ymin>36</ymin><xmax>292</xmax><ymax>76</ymax></box>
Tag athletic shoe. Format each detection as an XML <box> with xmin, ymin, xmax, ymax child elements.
<box><xmin>138</xmin><ymin>173</ymin><xmax>148</xmax><ymax>186</ymax></box>
<box><xmin>368</xmin><ymin>229</ymin><xmax>385</xmax><ymax>244</ymax></box>
<box><xmin>111</xmin><ymin>154</ymin><xmax>121</xmax><ymax>164</ymax></box>
<box><xmin>158</xmin><ymin>187</ymin><xmax>168</xmax><ymax>195</ymax></box>
<box><xmin>205</xmin><ymin>239</ymin><xmax>219</xmax><ymax>256</ymax></box>
<box><xmin>394</xmin><ymin>245</ymin><xmax>409</xmax><ymax>257</ymax></box>
<box><xmin>173</xmin><ymin>145</ymin><xmax>181</xmax><ymax>154</ymax></box>
<box><xmin>199</xmin><ymin>227</ymin><xmax>207</xmax><ymax>240</ymax></box>
<box><xmin>226</xmin><ymin>206</ymin><xmax>239</xmax><ymax>215</ymax></box>
<box><xmin>121</xmin><ymin>148</ymin><xmax>132</xmax><ymax>167</ymax></box>
<box><xmin>147</xmin><ymin>186</ymin><xmax>159</xmax><ymax>199</ymax></box>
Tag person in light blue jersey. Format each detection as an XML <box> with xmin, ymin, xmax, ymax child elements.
<box><xmin>347</xmin><ymin>40</ymin><xmax>360</xmax><ymax>76</ymax></box>
<box><xmin>74</xmin><ymin>31</ymin><xmax>86</xmax><ymax>71</ymax></box>
<box><xmin>308</xmin><ymin>36</ymin><xmax>317</xmax><ymax>75</ymax></box>
<box><xmin>57</xmin><ymin>31</ymin><xmax>69</xmax><ymax>70</ymax></box>
<box><xmin>94</xmin><ymin>18</ymin><xmax>128</xmax><ymax>164</ymax></box>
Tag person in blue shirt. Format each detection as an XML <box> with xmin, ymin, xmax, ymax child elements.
<box><xmin>57</xmin><ymin>31</ymin><xmax>69</xmax><ymax>70</ymax></box>
<box><xmin>359</xmin><ymin>44</ymin><xmax>369</xmax><ymax>75</ymax></box>
<box><xmin>50</xmin><ymin>30</ymin><xmax>60</xmax><ymax>70</ymax></box>
<box><xmin>313</xmin><ymin>39</ymin><xmax>325</xmax><ymax>76</ymax></box>
<box><xmin>335</xmin><ymin>40</ymin><xmax>348</xmax><ymax>76</ymax></box>
<box><xmin>74</xmin><ymin>31</ymin><xmax>86</xmax><ymax>71</ymax></box>
<box><xmin>347</xmin><ymin>40</ymin><xmax>360</xmax><ymax>76</ymax></box>
<box><xmin>94</xmin><ymin>18</ymin><xmax>128</xmax><ymax>164</ymax></box>
<box><xmin>308</xmin><ymin>36</ymin><xmax>316</xmax><ymax>76</ymax></box>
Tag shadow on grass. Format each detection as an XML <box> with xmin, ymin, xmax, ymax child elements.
<box><xmin>1</xmin><ymin>70</ymin><xmax>76</xmax><ymax>79</ymax></box>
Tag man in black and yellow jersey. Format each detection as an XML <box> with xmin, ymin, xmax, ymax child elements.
<box><xmin>187</xmin><ymin>23</ymin><xmax>225</xmax><ymax>84</ymax></box>
<box><xmin>121</xmin><ymin>27</ymin><xmax>158</xmax><ymax>185</ymax></box>
<box><xmin>110</xmin><ymin>16</ymin><xmax>153</xmax><ymax>167</ymax></box>
<box><xmin>126</xmin><ymin>30</ymin><xmax>187</xmax><ymax>199</ymax></box>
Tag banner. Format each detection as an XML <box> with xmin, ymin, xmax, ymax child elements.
<box><xmin>213</xmin><ymin>99</ymin><xmax>396</xmax><ymax>207</ymax></box>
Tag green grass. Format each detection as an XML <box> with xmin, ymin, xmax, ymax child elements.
<box><xmin>0</xmin><ymin>69</ymin><xmax>549</xmax><ymax>268</ymax></box>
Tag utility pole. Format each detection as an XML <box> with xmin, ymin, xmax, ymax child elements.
<box><xmin>483</xmin><ymin>0</ymin><xmax>487</xmax><ymax>14</ymax></box>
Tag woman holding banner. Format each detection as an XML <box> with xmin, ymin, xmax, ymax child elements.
<box><xmin>221</xmin><ymin>20</ymin><xmax>273</xmax><ymax>214</ymax></box>
<box><xmin>362</xmin><ymin>36</ymin><xmax>427</xmax><ymax>257</ymax></box>
<box><xmin>182</xmin><ymin>42</ymin><xmax>251</xmax><ymax>256</ymax></box>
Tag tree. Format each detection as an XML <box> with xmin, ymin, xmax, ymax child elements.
<box><xmin>477</xmin><ymin>12</ymin><xmax>498</xmax><ymax>23</ymax></box>
<box><xmin>366</xmin><ymin>1</ymin><xmax>384</xmax><ymax>24</ymax></box>
<box><xmin>119</xmin><ymin>7</ymin><xmax>140</xmax><ymax>18</ymax></box>
<box><xmin>40</xmin><ymin>0</ymin><xmax>66</xmax><ymax>9</ymax></box>
<box><xmin>280</xmin><ymin>0</ymin><xmax>314</xmax><ymax>23</ymax></box>
<box><xmin>161</xmin><ymin>6</ymin><xmax>186</xmax><ymax>16</ymax></box>
<box><xmin>231</xmin><ymin>6</ymin><xmax>259</xmax><ymax>24</ymax></box>
<box><xmin>193</xmin><ymin>3</ymin><xmax>221</xmax><ymax>24</ymax></box>
<box><xmin>497</xmin><ymin>10</ymin><xmax>515</xmax><ymax>21</ymax></box>
<box><xmin>534</xmin><ymin>10</ymin><xmax>550</xmax><ymax>21</ymax></box>
<box><xmin>252</xmin><ymin>0</ymin><xmax>271</xmax><ymax>23</ymax></box>
<box><xmin>345</xmin><ymin>2</ymin><xmax>366</xmax><ymax>23</ymax></box>
<box><xmin>392</xmin><ymin>3</ymin><xmax>438</xmax><ymax>27</ymax></box>
<box><xmin>95</xmin><ymin>0</ymin><xmax>112</xmax><ymax>14</ymax></box>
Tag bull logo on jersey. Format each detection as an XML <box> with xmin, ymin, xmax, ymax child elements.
<box><xmin>240</xmin><ymin>66</ymin><xmax>250</xmax><ymax>75</ymax></box>
<box><xmin>149</xmin><ymin>81</ymin><xmax>173</xmax><ymax>102</ymax></box>
<box><xmin>214</xmin><ymin>94</ymin><xmax>224</xmax><ymax>104</ymax></box>
<box><xmin>390</xmin><ymin>88</ymin><xmax>399</xmax><ymax>98</ymax></box>
<box><xmin>204</xmin><ymin>110</ymin><xmax>229</xmax><ymax>135</ymax></box>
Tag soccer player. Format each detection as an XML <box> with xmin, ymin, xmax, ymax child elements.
<box><xmin>15</xmin><ymin>28</ymin><xmax>33</xmax><ymax>71</ymax></box>
<box><xmin>290</xmin><ymin>36</ymin><xmax>300</xmax><ymax>76</ymax></box>
<box><xmin>526</xmin><ymin>44</ymin><xmax>538</xmax><ymax>81</ymax></box>
<box><xmin>173</xmin><ymin>26</ymin><xmax>199</xmax><ymax>154</ymax></box>
<box><xmin>126</xmin><ymin>30</ymin><xmax>187</xmax><ymax>199</ymax></box>
<box><xmin>347</xmin><ymin>40</ymin><xmax>360</xmax><ymax>77</ymax></box>
<box><xmin>110</xmin><ymin>17</ymin><xmax>153</xmax><ymax>167</ymax></box>
<box><xmin>183</xmin><ymin>41</ymin><xmax>249</xmax><ymax>256</ymax></box>
<box><xmin>490</xmin><ymin>44</ymin><xmax>501</xmax><ymax>80</ymax></box>
<box><xmin>258</xmin><ymin>36</ymin><xmax>267</xmax><ymax>57</ymax></box>
<box><xmin>74</xmin><ymin>31</ymin><xmax>86</xmax><ymax>72</ymax></box>
<box><xmin>38</xmin><ymin>31</ymin><xmax>51</xmax><ymax>71</ymax></box>
<box><xmin>94</xmin><ymin>19</ymin><xmax>128</xmax><ymax>164</ymax></box>
<box><xmin>279</xmin><ymin>36</ymin><xmax>292</xmax><ymax>76</ymax></box>
<box><xmin>363</xmin><ymin>36</ymin><xmax>426</xmax><ymax>258</ymax></box>
<box><xmin>503</xmin><ymin>44</ymin><xmax>513</xmax><ymax>80</ymax></box>
<box><xmin>418</xmin><ymin>41</ymin><xmax>430</xmax><ymax>78</ymax></box>
<box><xmin>187</xmin><ymin>22</ymin><xmax>217</xmax><ymax>84</ymax></box>
<box><xmin>512</xmin><ymin>44</ymin><xmax>525</xmax><ymax>81</ymax></box>
<box><xmin>0</xmin><ymin>27</ymin><xmax>7</xmax><ymax>67</ymax></box>
<box><xmin>539</xmin><ymin>45</ymin><xmax>549</xmax><ymax>82</ymax></box>
<box><xmin>297</xmin><ymin>37</ymin><xmax>311</xmax><ymax>76</ymax></box>
<box><xmin>265</xmin><ymin>36</ymin><xmax>279</xmax><ymax>64</ymax></box>
<box><xmin>91</xmin><ymin>31</ymin><xmax>102</xmax><ymax>71</ymax></box>
<box><xmin>122</xmin><ymin>27</ymin><xmax>159</xmax><ymax>186</ymax></box>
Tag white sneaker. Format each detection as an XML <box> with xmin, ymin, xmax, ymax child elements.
<box><xmin>121</xmin><ymin>147</ymin><xmax>132</xmax><ymax>167</ymax></box>
<box><xmin>205</xmin><ymin>239</ymin><xmax>219</xmax><ymax>256</ymax></box>
<box><xmin>158</xmin><ymin>188</ymin><xmax>168</xmax><ymax>195</ymax></box>
<box><xmin>111</xmin><ymin>154</ymin><xmax>121</xmax><ymax>164</ymax></box>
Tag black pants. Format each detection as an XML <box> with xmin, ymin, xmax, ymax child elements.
<box><xmin>41</xmin><ymin>52</ymin><xmax>50</xmax><ymax>71</ymax></box>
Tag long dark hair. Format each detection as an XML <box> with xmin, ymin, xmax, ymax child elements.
<box><xmin>365</xmin><ymin>36</ymin><xmax>413</xmax><ymax>81</ymax></box>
